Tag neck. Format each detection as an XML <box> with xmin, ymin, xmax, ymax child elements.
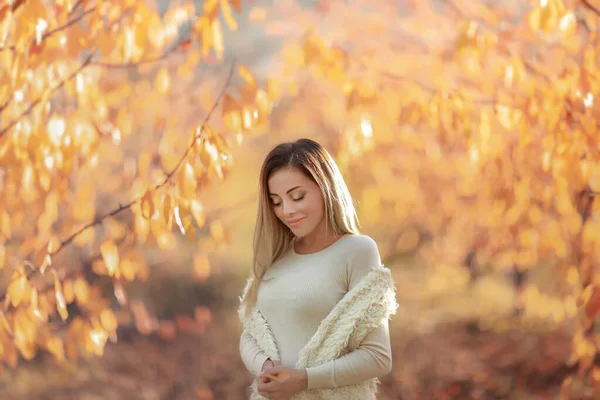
<box><xmin>295</xmin><ymin>223</ymin><xmax>342</xmax><ymax>253</ymax></box>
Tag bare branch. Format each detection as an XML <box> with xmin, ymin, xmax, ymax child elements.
<box><xmin>582</xmin><ymin>0</ymin><xmax>600</xmax><ymax>17</ymax></box>
<box><xmin>0</xmin><ymin>61</ymin><xmax>237</xmax><ymax>303</ymax></box>
<box><xmin>0</xmin><ymin>5</ymin><xmax>96</xmax><ymax>52</ymax></box>
<box><xmin>56</xmin><ymin>60</ymin><xmax>235</xmax><ymax>259</ymax></box>
<box><xmin>0</xmin><ymin>52</ymin><xmax>94</xmax><ymax>138</ymax></box>
<box><xmin>0</xmin><ymin>0</ymin><xmax>27</xmax><ymax>21</ymax></box>
<box><xmin>90</xmin><ymin>42</ymin><xmax>181</xmax><ymax>69</ymax></box>
<box><xmin>160</xmin><ymin>61</ymin><xmax>236</xmax><ymax>187</ymax></box>
<box><xmin>43</xmin><ymin>7</ymin><xmax>96</xmax><ymax>42</ymax></box>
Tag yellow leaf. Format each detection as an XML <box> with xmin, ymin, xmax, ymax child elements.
<box><xmin>222</xmin><ymin>94</ymin><xmax>242</xmax><ymax>132</ymax></box>
<box><xmin>100</xmin><ymin>309</ymin><xmax>118</xmax><ymax>332</ymax></box>
<box><xmin>54</xmin><ymin>276</ymin><xmax>68</xmax><ymax>321</ymax></box>
<box><xmin>163</xmin><ymin>192</ymin><xmax>173</xmax><ymax>228</ymax></box>
<box><xmin>242</xmin><ymin>105</ymin><xmax>257</xmax><ymax>129</ymax></box>
<box><xmin>190</xmin><ymin>199</ymin><xmax>206</xmax><ymax>228</ymax></box>
<box><xmin>73</xmin><ymin>277</ymin><xmax>90</xmax><ymax>305</ymax></box>
<box><xmin>267</xmin><ymin>78</ymin><xmax>283</xmax><ymax>101</ymax></box>
<box><xmin>147</xmin><ymin>13</ymin><xmax>165</xmax><ymax>48</ymax></box>
<box><xmin>155</xmin><ymin>67</ymin><xmax>171</xmax><ymax>95</ymax></box>
<box><xmin>120</xmin><ymin>258</ymin><xmax>137</xmax><ymax>281</ymax></box>
<box><xmin>140</xmin><ymin>189</ymin><xmax>155</xmax><ymax>219</ymax></box>
<box><xmin>220</xmin><ymin>0</ymin><xmax>238</xmax><ymax>30</ymax></box>
<box><xmin>238</xmin><ymin>65</ymin><xmax>257</xmax><ymax>91</ymax></box>
<box><xmin>558</xmin><ymin>12</ymin><xmax>576</xmax><ymax>39</ymax></box>
<box><xmin>7</xmin><ymin>270</ymin><xmax>30</xmax><ymax>308</ymax></box>
<box><xmin>211</xmin><ymin>19</ymin><xmax>224</xmax><ymax>60</ymax></box>
<box><xmin>179</xmin><ymin>162</ymin><xmax>197</xmax><ymax>199</ymax></box>
<box><xmin>196</xmin><ymin>17</ymin><xmax>213</xmax><ymax>56</ymax></box>
<box><xmin>174</xmin><ymin>205</ymin><xmax>186</xmax><ymax>235</ymax></box>
<box><xmin>28</xmin><ymin>289</ymin><xmax>46</xmax><ymax>322</ymax></box>
<box><xmin>255</xmin><ymin>89</ymin><xmax>272</xmax><ymax>115</ymax></box>
<box><xmin>100</xmin><ymin>238</ymin><xmax>120</xmax><ymax>277</ymax></box>
<box><xmin>63</xmin><ymin>279</ymin><xmax>75</xmax><ymax>304</ymax></box>
<box><xmin>210</xmin><ymin>220</ymin><xmax>225</xmax><ymax>242</ymax></box>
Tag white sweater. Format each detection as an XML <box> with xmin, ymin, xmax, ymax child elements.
<box><xmin>239</xmin><ymin>234</ymin><xmax>392</xmax><ymax>389</ymax></box>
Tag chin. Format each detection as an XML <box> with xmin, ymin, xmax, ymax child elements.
<box><xmin>288</xmin><ymin>225</ymin><xmax>307</xmax><ymax>237</ymax></box>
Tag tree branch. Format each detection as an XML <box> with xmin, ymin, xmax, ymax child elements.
<box><xmin>57</xmin><ymin>60</ymin><xmax>235</xmax><ymax>259</ymax></box>
<box><xmin>0</xmin><ymin>5</ymin><xmax>96</xmax><ymax>52</ymax></box>
<box><xmin>0</xmin><ymin>0</ymin><xmax>27</xmax><ymax>21</ymax></box>
<box><xmin>582</xmin><ymin>0</ymin><xmax>600</xmax><ymax>17</ymax></box>
<box><xmin>0</xmin><ymin>61</ymin><xmax>236</xmax><ymax>301</ymax></box>
<box><xmin>0</xmin><ymin>52</ymin><xmax>95</xmax><ymax>138</ymax></box>
<box><xmin>90</xmin><ymin>42</ymin><xmax>181</xmax><ymax>69</ymax></box>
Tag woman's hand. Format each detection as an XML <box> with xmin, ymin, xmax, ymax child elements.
<box><xmin>257</xmin><ymin>359</ymin><xmax>282</xmax><ymax>384</ymax></box>
<box><xmin>257</xmin><ymin>365</ymin><xmax>307</xmax><ymax>400</ymax></box>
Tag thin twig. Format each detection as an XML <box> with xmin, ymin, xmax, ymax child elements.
<box><xmin>582</xmin><ymin>0</ymin><xmax>600</xmax><ymax>17</ymax></box>
<box><xmin>90</xmin><ymin>43</ymin><xmax>181</xmax><ymax>68</ymax></box>
<box><xmin>0</xmin><ymin>5</ymin><xmax>96</xmax><ymax>52</ymax></box>
<box><xmin>0</xmin><ymin>60</ymin><xmax>236</xmax><ymax>303</ymax></box>
<box><xmin>0</xmin><ymin>0</ymin><xmax>27</xmax><ymax>21</ymax></box>
<box><xmin>0</xmin><ymin>52</ymin><xmax>94</xmax><ymax>138</ymax></box>
<box><xmin>58</xmin><ymin>60</ymin><xmax>235</xmax><ymax>259</ymax></box>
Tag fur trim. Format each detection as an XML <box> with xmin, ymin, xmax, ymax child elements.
<box><xmin>241</xmin><ymin>265</ymin><xmax>398</xmax><ymax>399</ymax></box>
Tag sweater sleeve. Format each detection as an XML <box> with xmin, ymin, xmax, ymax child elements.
<box><xmin>240</xmin><ymin>330</ymin><xmax>271</xmax><ymax>377</ymax></box>
<box><xmin>306</xmin><ymin>235</ymin><xmax>393</xmax><ymax>389</ymax></box>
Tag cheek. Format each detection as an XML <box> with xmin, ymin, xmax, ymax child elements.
<box><xmin>272</xmin><ymin>207</ymin><xmax>284</xmax><ymax>220</ymax></box>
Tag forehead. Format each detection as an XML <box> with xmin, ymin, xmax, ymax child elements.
<box><xmin>267</xmin><ymin>167</ymin><xmax>313</xmax><ymax>192</ymax></box>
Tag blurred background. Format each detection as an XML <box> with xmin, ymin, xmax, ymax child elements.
<box><xmin>0</xmin><ymin>0</ymin><xmax>599</xmax><ymax>399</ymax></box>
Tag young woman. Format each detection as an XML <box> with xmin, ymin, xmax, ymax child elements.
<box><xmin>238</xmin><ymin>138</ymin><xmax>398</xmax><ymax>400</ymax></box>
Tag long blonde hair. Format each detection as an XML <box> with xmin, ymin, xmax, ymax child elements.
<box><xmin>239</xmin><ymin>138</ymin><xmax>360</xmax><ymax>318</ymax></box>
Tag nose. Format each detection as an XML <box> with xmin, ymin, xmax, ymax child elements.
<box><xmin>282</xmin><ymin>200</ymin><xmax>297</xmax><ymax>216</ymax></box>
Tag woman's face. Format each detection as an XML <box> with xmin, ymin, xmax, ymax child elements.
<box><xmin>267</xmin><ymin>166</ymin><xmax>325</xmax><ymax>238</ymax></box>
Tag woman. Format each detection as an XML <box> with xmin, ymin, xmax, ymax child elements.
<box><xmin>238</xmin><ymin>138</ymin><xmax>398</xmax><ymax>400</ymax></box>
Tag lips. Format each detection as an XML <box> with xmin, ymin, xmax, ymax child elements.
<box><xmin>287</xmin><ymin>217</ymin><xmax>306</xmax><ymax>226</ymax></box>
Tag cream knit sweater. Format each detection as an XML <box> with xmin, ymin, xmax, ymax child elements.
<box><xmin>239</xmin><ymin>234</ymin><xmax>393</xmax><ymax>390</ymax></box>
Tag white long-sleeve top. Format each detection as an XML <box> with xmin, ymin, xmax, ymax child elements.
<box><xmin>239</xmin><ymin>234</ymin><xmax>393</xmax><ymax>390</ymax></box>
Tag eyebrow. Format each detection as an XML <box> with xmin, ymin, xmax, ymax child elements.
<box><xmin>268</xmin><ymin>185</ymin><xmax>303</xmax><ymax>197</ymax></box>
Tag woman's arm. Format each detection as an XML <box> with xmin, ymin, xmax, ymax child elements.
<box><xmin>305</xmin><ymin>235</ymin><xmax>393</xmax><ymax>389</ymax></box>
<box><xmin>240</xmin><ymin>330</ymin><xmax>271</xmax><ymax>376</ymax></box>
<box><xmin>304</xmin><ymin>318</ymin><xmax>392</xmax><ymax>389</ymax></box>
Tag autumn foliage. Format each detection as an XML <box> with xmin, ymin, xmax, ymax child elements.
<box><xmin>1</xmin><ymin>0</ymin><xmax>600</xmax><ymax>397</ymax></box>
<box><xmin>0</xmin><ymin>0</ymin><xmax>274</xmax><ymax>370</ymax></box>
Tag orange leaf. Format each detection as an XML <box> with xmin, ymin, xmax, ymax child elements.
<box><xmin>178</xmin><ymin>162</ymin><xmax>197</xmax><ymax>198</ymax></box>
<box><xmin>7</xmin><ymin>271</ymin><xmax>30</xmax><ymax>308</ymax></box>
<box><xmin>222</xmin><ymin>94</ymin><xmax>242</xmax><ymax>132</ymax></box>
<box><xmin>100</xmin><ymin>238</ymin><xmax>120</xmax><ymax>277</ymax></box>
<box><xmin>211</xmin><ymin>19</ymin><xmax>224</xmax><ymax>60</ymax></box>
<box><xmin>54</xmin><ymin>276</ymin><xmax>68</xmax><ymax>321</ymax></box>
<box><xmin>100</xmin><ymin>309</ymin><xmax>118</xmax><ymax>332</ymax></box>
<box><xmin>220</xmin><ymin>0</ymin><xmax>238</xmax><ymax>30</ymax></box>
<box><xmin>155</xmin><ymin>67</ymin><xmax>171</xmax><ymax>95</ymax></box>
<box><xmin>190</xmin><ymin>199</ymin><xmax>206</xmax><ymax>228</ymax></box>
<box><xmin>210</xmin><ymin>220</ymin><xmax>225</xmax><ymax>242</ymax></box>
<box><xmin>73</xmin><ymin>277</ymin><xmax>90</xmax><ymax>305</ymax></box>
<box><xmin>140</xmin><ymin>189</ymin><xmax>155</xmax><ymax>220</ymax></box>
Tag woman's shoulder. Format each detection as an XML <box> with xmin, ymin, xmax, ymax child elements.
<box><xmin>342</xmin><ymin>233</ymin><xmax>380</xmax><ymax>253</ymax></box>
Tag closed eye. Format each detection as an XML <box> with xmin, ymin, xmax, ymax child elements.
<box><xmin>271</xmin><ymin>195</ymin><xmax>304</xmax><ymax>207</ymax></box>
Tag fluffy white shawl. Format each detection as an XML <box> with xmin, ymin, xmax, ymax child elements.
<box><xmin>238</xmin><ymin>265</ymin><xmax>398</xmax><ymax>400</ymax></box>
